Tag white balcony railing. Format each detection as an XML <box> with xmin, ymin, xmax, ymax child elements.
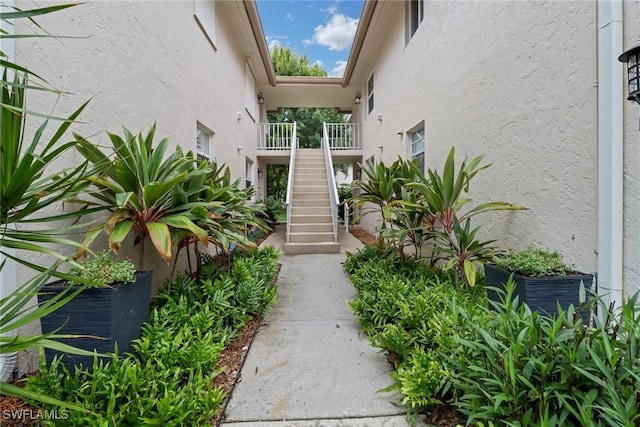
<box><xmin>324</xmin><ymin>123</ymin><xmax>362</xmax><ymax>150</ymax></box>
<box><xmin>258</xmin><ymin>123</ymin><xmax>360</xmax><ymax>151</ymax></box>
<box><xmin>258</xmin><ymin>123</ymin><xmax>296</xmax><ymax>150</ymax></box>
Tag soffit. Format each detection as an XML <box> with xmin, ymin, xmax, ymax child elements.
<box><xmin>342</xmin><ymin>0</ymin><xmax>394</xmax><ymax>87</ymax></box>
<box><xmin>259</xmin><ymin>77</ymin><xmax>360</xmax><ymax>112</ymax></box>
<box><xmin>221</xmin><ymin>1</ymin><xmax>276</xmax><ymax>86</ymax></box>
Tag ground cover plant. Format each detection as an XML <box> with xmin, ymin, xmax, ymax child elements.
<box><xmin>24</xmin><ymin>246</ymin><xmax>279</xmax><ymax>425</ymax></box>
<box><xmin>345</xmin><ymin>246</ymin><xmax>640</xmax><ymax>426</ymax></box>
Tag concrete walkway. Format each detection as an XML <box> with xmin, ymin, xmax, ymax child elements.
<box><xmin>221</xmin><ymin>229</ymin><xmax>424</xmax><ymax>426</ymax></box>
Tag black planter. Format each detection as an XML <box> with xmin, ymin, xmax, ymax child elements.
<box><xmin>38</xmin><ymin>270</ymin><xmax>152</xmax><ymax>371</ymax></box>
<box><xmin>484</xmin><ymin>264</ymin><xmax>593</xmax><ymax>322</ymax></box>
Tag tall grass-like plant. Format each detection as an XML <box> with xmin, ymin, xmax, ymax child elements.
<box><xmin>350</xmin><ymin>148</ymin><xmax>525</xmax><ymax>285</ymax></box>
<box><xmin>0</xmin><ymin>3</ymin><xmax>102</xmax><ymax>412</ymax></box>
<box><xmin>453</xmin><ymin>281</ymin><xmax>640</xmax><ymax>426</ymax></box>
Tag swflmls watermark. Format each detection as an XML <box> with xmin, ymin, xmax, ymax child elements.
<box><xmin>2</xmin><ymin>409</ymin><xmax>70</xmax><ymax>421</ymax></box>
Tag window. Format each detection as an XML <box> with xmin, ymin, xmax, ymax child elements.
<box><xmin>245</xmin><ymin>62</ymin><xmax>257</xmax><ymax>121</ymax></box>
<box><xmin>407</xmin><ymin>0</ymin><xmax>424</xmax><ymax>41</ymax></box>
<box><xmin>196</xmin><ymin>124</ymin><xmax>212</xmax><ymax>160</ymax></box>
<box><xmin>194</xmin><ymin>0</ymin><xmax>216</xmax><ymax>49</ymax></box>
<box><xmin>410</xmin><ymin>126</ymin><xmax>425</xmax><ymax>173</ymax></box>
<box><xmin>367</xmin><ymin>73</ymin><xmax>374</xmax><ymax>115</ymax></box>
<box><xmin>245</xmin><ymin>158</ymin><xmax>253</xmax><ymax>188</ymax></box>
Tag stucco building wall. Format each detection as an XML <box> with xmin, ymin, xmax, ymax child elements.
<box><xmin>356</xmin><ymin>1</ymin><xmax>599</xmax><ymax>275</ymax></box>
<box><xmin>11</xmin><ymin>0</ymin><xmax>264</xmax><ymax>374</ymax></box>
<box><xmin>15</xmin><ymin>0</ymin><xmax>263</xmax><ymax>282</ymax></box>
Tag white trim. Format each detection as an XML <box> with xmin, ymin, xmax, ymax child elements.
<box><xmin>597</xmin><ymin>0</ymin><xmax>624</xmax><ymax>309</ymax></box>
<box><xmin>194</xmin><ymin>0</ymin><xmax>217</xmax><ymax>50</ymax></box>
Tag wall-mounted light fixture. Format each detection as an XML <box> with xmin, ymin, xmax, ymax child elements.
<box><xmin>619</xmin><ymin>44</ymin><xmax>640</xmax><ymax>105</ymax></box>
<box><xmin>257</xmin><ymin>92</ymin><xmax>265</xmax><ymax>105</ymax></box>
<box><xmin>377</xmin><ymin>113</ymin><xmax>383</xmax><ymax>122</ymax></box>
<box><xmin>354</xmin><ymin>92</ymin><xmax>361</xmax><ymax>105</ymax></box>
<box><xmin>258</xmin><ymin>168</ymin><xmax>263</xmax><ymax>179</ymax></box>
<box><xmin>236</xmin><ymin>112</ymin><xmax>243</xmax><ymax>121</ymax></box>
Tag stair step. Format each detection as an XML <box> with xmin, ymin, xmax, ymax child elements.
<box><xmin>290</xmin><ymin>222</ymin><xmax>334</xmax><ymax>233</ymax></box>
<box><xmin>288</xmin><ymin>232</ymin><xmax>335</xmax><ymax>243</ymax></box>
<box><xmin>294</xmin><ymin>199</ymin><xmax>330</xmax><ymax>207</ymax></box>
<box><xmin>290</xmin><ymin>214</ymin><xmax>332</xmax><ymax>223</ymax></box>
<box><xmin>293</xmin><ymin>192</ymin><xmax>329</xmax><ymax>200</ymax></box>
<box><xmin>283</xmin><ymin>242</ymin><xmax>340</xmax><ymax>255</ymax></box>
<box><xmin>291</xmin><ymin>206</ymin><xmax>331</xmax><ymax>216</ymax></box>
<box><xmin>292</xmin><ymin>185</ymin><xmax>327</xmax><ymax>192</ymax></box>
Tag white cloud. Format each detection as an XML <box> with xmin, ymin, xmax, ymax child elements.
<box><xmin>285</xmin><ymin>13</ymin><xmax>294</xmax><ymax>20</ymax></box>
<box><xmin>329</xmin><ymin>60</ymin><xmax>347</xmax><ymax>78</ymax></box>
<box><xmin>303</xmin><ymin>9</ymin><xmax>359</xmax><ymax>51</ymax></box>
<box><xmin>266</xmin><ymin>34</ymin><xmax>288</xmax><ymax>51</ymax></box>
<box><xmin>314</xmin><ymin>60</ymin><xmax>324</xmax><ymax>69</ymax></box>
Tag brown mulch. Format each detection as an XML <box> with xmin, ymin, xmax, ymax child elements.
<box><xmin>349</xmin><ymin>227</ymin><xmax>379</xmax><ymax>246</ymax></box>
<box><xmin>208</xmin><ymin>316</ymin><xmax>263</xmax><ymax>426</ymax></box>
<box><xmin>0</xmin><ymin>377</ymin><xmax>40</xmax><ymax>427</ymax></box>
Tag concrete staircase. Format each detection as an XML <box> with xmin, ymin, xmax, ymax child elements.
<box><xmin>284</xmin><ymin>149</ymin><xmax>340</xmax><ymax>255</ymax></box>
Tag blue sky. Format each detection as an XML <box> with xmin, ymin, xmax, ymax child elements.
<box><xmin>255</xmin><ymin>0</ymin><xmax>365</xmax><ymax>77</ymax></box>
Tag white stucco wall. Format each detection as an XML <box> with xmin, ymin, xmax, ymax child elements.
<box><xmin>12</xmin><ymin>0</ymin><xmax>264</xmax><ymax>374</ymax></box>
<box><xmin>15</xmin><ymin>0</ymin><xmax>262</xmax><ymax>282</ymax></box>
<box><xmin>356</xmin><ymin>1</ymin><xmax>599</xmax><ymax>275</ymax></box>
<box><xmin>623</xmin><ymin>1</ymin><xmax>640</xmax><ymax>298</ymax></box>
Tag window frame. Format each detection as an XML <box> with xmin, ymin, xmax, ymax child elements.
<box><xmin>406</xmin><ymin>0</ymin><xmax>424</xmax><ymax>43</ymax></box>
<box><xmin>196</xmin><ymin>122</ymin><xmax>213</xmax><ymax>161</ymax></box>
<box><xmin>367</xmin><ymin>73</ymin><xmax>374</xmax><ymax>115</ymax></box>
<box><xmin>409</xmin><ymin>124</ymin><xmax>425</xmax><ymax>174</ymax></box>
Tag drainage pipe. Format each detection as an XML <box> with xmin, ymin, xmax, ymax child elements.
<box><xmin>596</xmin><ymin>0</ymin><xmax>624</xmax><ymax>309</ymax></box>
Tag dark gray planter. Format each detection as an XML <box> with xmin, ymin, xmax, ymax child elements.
<box><xmin>484</xmin><ymin>263</ymin><xmax>592</xmax><ymax>322</ymax></box>
<box><xmin>38</xmin><ymin>270</ymin><xmax>152</xmax><ymax>371</ymax></box>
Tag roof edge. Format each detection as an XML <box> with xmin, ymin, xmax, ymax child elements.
<box><xmin>276</xmin><ymin>76</ymin><xmax>344</xmax><ymax>85</ymax></box>
<box><xmin>244</xmin><ymin>0</ymin><xmax>277</xmax><ymax>86</ymax></box>
<box><xmin>341</xmin><ymin>0</ymin><xmax>377</xmax><ymax>87</ymax></box>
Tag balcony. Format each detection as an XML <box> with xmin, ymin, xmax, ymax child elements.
<box><xmin>257</xmin><ymin>123</ymin><xmax>362</xmax><ymax>159</ymax></box>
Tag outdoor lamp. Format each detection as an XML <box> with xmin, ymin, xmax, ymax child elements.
<box><xmin>257</xmin><ymin>92</ymin><xmax>265</xmax><ymax>105</ymax></box>
<box><xmin>354</xmin><ymin>92</ymin><xmax>361</xmax><ymax>105</ymax></box>
<box><xmin>258</xmin><ymin>168</ymin><xmax>263</xmax><ymax>179</ymax></box>
<box><xmin>619</xmin><ymin>43</ymin><xmax>640</xmax><ymax>105</ymax></box>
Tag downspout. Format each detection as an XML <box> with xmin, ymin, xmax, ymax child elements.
<box><xmin>597</xmin><ymin>0</ymin><xmax>624</xmax><ymax>309</ymax></box>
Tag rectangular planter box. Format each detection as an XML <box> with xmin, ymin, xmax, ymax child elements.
<box><xmin>38</xmin><ymin>270</ymin><xmax>152</xmax><ymax>371</ymax></box>
<box><xmin>484</xmin><ymin>263</ymin><xmax>593</xmax><ymax>323</ymax></box>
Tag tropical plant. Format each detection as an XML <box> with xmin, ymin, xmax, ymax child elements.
<box><xmin>351</xmin><ymin>157</ymin><xmax>422</xmax><ymax>250</ymax></box>
<box><xmin>0</xmin><ymin>3</ymin><xmax>103</xmax><ymax>411</ymax></box>
<box><xmin>67</xmin><ymin>251</ymin><xmax>135</xmax><ymax>288</ymax></box>
<box><xmin>74</xmin><ymin>124</ymin><xmax>209</xmax><ymax>269</ymax></box>
<box><xmin>494</xmin><ymin>245</ymin><xmax>573</xmax><ymax>277</ymax></box>
<box><xmin>170</xmin><ymin>159</ymin><xmax>269</xmax><ymax>279</ymax></box>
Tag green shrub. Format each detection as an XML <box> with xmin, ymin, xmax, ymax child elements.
<box><xmin>27</xmin><ymin>246</ymin><xmax>280</xmax><ymax>424</ymax></box>
<box><xmin>346</xmin><ymin>247</ymin><xmax>486</xmax><ymax>413</ymax></box>
<box><xmin>452</xmin><ymin>282</ymin><xmax>640</xmax><ymax>426</ymax></box>
<box><xmin>68</xmin><ymin>250</ymin><xmax>135</xmax><ymax>287</ymax></box>
<box><xmin>494</xmin><ymin>246</ymin><xmax>572</xmax><ymax>277</ymax></box>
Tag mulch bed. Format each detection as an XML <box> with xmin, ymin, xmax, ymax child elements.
<box><xmin>349</xmin><ymin>227</ymin><xmax>379</xmax><ymax>246</ymax></box>
<box><xmin>208</xmin><ymin>316</ymin><xmax>264</xmax><ymax>426</ymax></box>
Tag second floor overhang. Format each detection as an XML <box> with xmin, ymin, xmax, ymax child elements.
<box><xmin>259</xmin><ymin>77</ymin><xmax>361</xmax><ymax>113</ymax></box>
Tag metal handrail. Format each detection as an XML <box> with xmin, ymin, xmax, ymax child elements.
<box><xmin>322</xmin><ymin>122</ymin><xmax>340</xmax><ymax>243</ymax></box>
<box><xmin>285</xmin><ymin>122</ymin><xmax>297</xmax><ymax>243</ymax></box>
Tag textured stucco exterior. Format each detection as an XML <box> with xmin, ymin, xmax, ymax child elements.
<box><xmin>623</xmin><ymin>1</ymin><xmax>640</xmax><ymax>298</ymax></box>
<box><xmin>11</xmin><ymin>0</ymin><xmax>270</xmax><ymax>375</ymax></box>
<box><xmin>15</xmin><ymin>0</ymin><xmax>268</xmax><ymax>281</ymax></box>
<box><xmin>352</xmin><ymin>1</ymin><xmax>600</xmax><ymax>275</ymax></box>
